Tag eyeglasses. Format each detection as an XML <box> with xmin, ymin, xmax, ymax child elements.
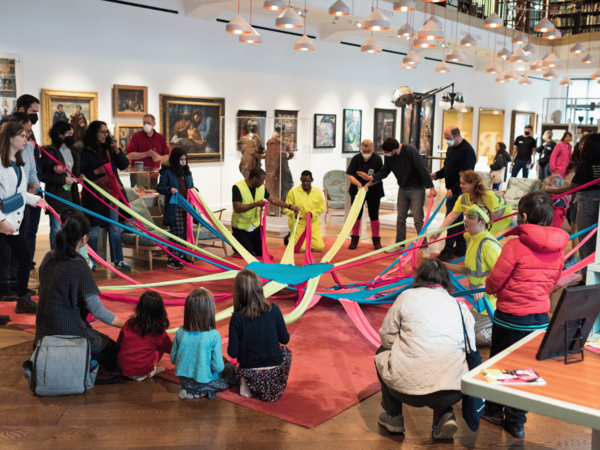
<box><xmin>98</xmin><ymin>130</ymin><xmax>109</xmax><ymax>135</ymax></box>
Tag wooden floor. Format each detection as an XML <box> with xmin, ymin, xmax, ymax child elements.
<box><xmin>0</xmin><ymin>203</ymin><xmax>589</xmax><ymax>449</ymax></box>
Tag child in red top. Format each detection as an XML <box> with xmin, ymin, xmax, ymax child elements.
<box><xmin>117</xmin><ymin>292</ymin><xmax>173</xmax><ymax>381</ymax></box>
<box><xmin>483</xmin><ymin>191</ymin><xmax>569</xmax><ymax>438</ymax></box>
<box><xmin>545</xmin><ymin>175</ymin><xmax>570</xmax><ymax>229</ymax></box>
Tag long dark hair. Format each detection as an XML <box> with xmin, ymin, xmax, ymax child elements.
<box><xmin>168</xmin><ymin>146</ymin><xmax>191</xmax><ymax>177</ymax></box>
<box><xmin>0</xmin><ymin>121</ymin><xmax>25</xmax><ymax>168</ymax></box>
<box><xmin>54</xmin><ymin>215</ymin><xmax>90</xmax><ymax>260</ymax></box>
<box><xmin>233</xmin><ymin>269</ymin><xmax>271</xmax><ymax>320</ymax></box>
<box><xmin>183</xmin><ymin>289</ymin><xmax>215</xmax><ymax>332</ymax></box>
<box><xmin>83</xmin><ymin>120</ymin><xmax>114</xmax><ymax>151</ymax></box>
<box><xmin>581</xmin><ymin>133</ymin><xmax>600</xmax><ymax>165</ymax></box>
<box><xmin>412</xmin><ymin>259</ymin><xmax>451</xmax><ymax>293</ymax></box>
<box><xmin>129</xmin><ymin>291</ymin><xmax>170</xmax><ymax>337</ymax></box>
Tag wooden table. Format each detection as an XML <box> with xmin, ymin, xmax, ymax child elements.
<box><xmin>462</xmin><ymin>330</ymin><xmax>600</xmax><ymax>448</ymax></box>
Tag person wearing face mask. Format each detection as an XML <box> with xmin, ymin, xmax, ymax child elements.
<box><xmin>41</xmin><ymin>120</ymin><xmax>81</xmax><ymax>249</ymax></box>
<box><xmin>510</xmin><ymin>125</ymin><xmax>537</xmax><ymax>179</ymax></box>
<box><xmin>126</xmin><ymin>114</ymin><xmax>170</xmax><ymax>189</ymax></box>
<box><xmin>346</xmin><ymin>140</ymin><xmax>384</xmax><ymax>250</ymax></box>
<box><xmin>362</xmin><ymin>138</ymin><xmax>437</xmax><ymax>257</ymax></box>
<box><xmin>430</xmin><ymin>126</ymin><xmax>476</xmax><ymax>262</ymax></box>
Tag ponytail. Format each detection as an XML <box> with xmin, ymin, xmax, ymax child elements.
<box><xmin>54</xmin><ymin>215</ymin><xmax>90</xmax><ymax>260</ymax></box>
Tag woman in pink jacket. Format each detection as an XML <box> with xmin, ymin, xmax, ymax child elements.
<box><xmin>549</xmin><ymin>131</ymin><xmax>572</xmax><ymax>179</ymax></box>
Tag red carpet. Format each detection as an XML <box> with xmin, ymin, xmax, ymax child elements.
<box><xmin>1</xmin><ymin>238</ymin><xmax>424</xmax><ymax>428</ymax></box>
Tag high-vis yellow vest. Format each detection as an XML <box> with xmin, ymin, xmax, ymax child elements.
<box><xmin>231</xmin><ymin>180</ymin><xmax>265</xmax><ymax>230</ymax></box>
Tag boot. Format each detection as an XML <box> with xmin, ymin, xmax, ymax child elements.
<box><xmin>372</xmin><ymin>236</ymin><xmax>382</xmax><ymax>250</ymax></box>
<box><xmin>348</xmin><ymin>235</ymin><xmax>360</xmax><ymax>250</ymax></box>
<box><xmin>0</xmin><ymin>315</ymin><xmax>9</xmax><ymax>325</ymax></box>
<box><xmin>14</xmin><ymin>295</ymin><xmax>38</xmax><ymax>315</ymax></box>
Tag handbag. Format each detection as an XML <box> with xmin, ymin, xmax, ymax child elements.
<box><xmin>0</xmin><ymin>164</ymin><xmax>24</xmax><ymax>214</ymax></box>
<box><xmin>93</xmin><ymin>149</ymin><xmax>120</xmax><ymax>198</ymax></box>
<box><xmin>490</xmin><ymin>167</ymin><xmax>505</xmax><ymax>185</ymax></box>
<box><xmin>457</xmin><ymin>301</ymin><xmax>485</xmax><ymax>432</ymax></box>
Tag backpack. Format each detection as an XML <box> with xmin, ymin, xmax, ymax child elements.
<box><xmin>23</xmin><ymin>335</ymin><xmax>98</xmax><ymax>396</ymax></box>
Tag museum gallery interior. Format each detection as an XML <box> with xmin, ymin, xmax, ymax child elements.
<box><xmin>1</xmin><ymin>0</ymin><xmax>600</xmax><ymax>448</ymax></box>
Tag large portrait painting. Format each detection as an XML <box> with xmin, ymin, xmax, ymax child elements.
<box><xmin>160</xmin><ymin>94</ymin><xmax>225</xmax><ymax>163</ymax></box>
<box><xmin>343</xmin><ymin>109</ymin><xmax>361</xmax><ymax>153</ymax></box>
<box><xmin>237</xmin><ymin>110</ymin><xmax>266</xmax><ymax>148</ymax></box>
<box><xmin>274</xmin><ymin>109</ymin><xmax>299</xmax><ymax>152</ymax></box>
<box><xmin>115</xmin><ymin>124</ymin><xmax>143</xmax><ymax>152</ymax></box>
<box><xmin>41</xmin><ymin>89</ymin><xmax>99</xmax><ymax>146</ymax></box>
<box><xmin>113</xmin><ymin>85</ymin><xmax>148</xmax><ymax>118</ymax></box>
<box><xmin>313</xmin><ymin>114</ymin><xmax>336</xmax><ymax>149</ymax></box>
<box><xmin>374</xmin><ymin>108</ymin><xmax>397</xmax><ymax>153</ymax></box>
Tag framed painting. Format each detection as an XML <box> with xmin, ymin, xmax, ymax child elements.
<box><xmin>114</xmin><ymin>123</ymin><xmax>143</xmax><ymax>152</ymax></box>
<box><xmin>113</xmin><ymin>85</ymin><xmax>148</xmax><ymax>118</ymax></box>
<box><xmin>0</xmin><ymin>58</ymin><xmax>16</xmax><ymax>99</ymax></box>
<box><xmin>374</xmin><ymin>108</ymin><xmax>397</xmax><ymax>153</ymax></box>
<box><xmin>313</xmin><ymin>114</ymin><xmax>336</xmax><ymax>149</ymax></box>
<box><xmin>274</xmin><ymin>109</ymin><xmax>299</xmax><ymax>152</ymax></box>
<box><xmin>41</xmin><ymin>89</ymin><xmax>98</xmax><ymax>146</ymax></box>
<box><xmin>343</xmin><ymin>109</ymin><xmax>361</xmax><ymax>153</ymax></box>
<box><xmin>237</xmin><ymin>109</ymin><xmax>267</xmax><ymax>147</ymax></box>
<box><xmin>160</xmin><ymin>94</ymin><xmax>225</xmax><ymax>163</ymax></box>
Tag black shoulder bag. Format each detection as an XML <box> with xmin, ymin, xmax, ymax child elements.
<box><xmin>0</xmin><ymin>164</ymin><xmax>24</xmax><ymax>214</ymax></box>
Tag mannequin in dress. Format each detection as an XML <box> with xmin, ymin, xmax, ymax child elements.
<box><xmin>238</xmin><ymin>120</ymin><xmax>265</xmax><ymax>178</ymax></box>
<box><xmin>265</xmin><ymin>124</ymin><xmax>294</xmax><ymax>216</ymax></box>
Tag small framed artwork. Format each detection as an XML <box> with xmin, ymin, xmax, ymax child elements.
<box><xmin>160</xmin><ymin>94</ymin><xmax>225</xmax><ymax>163</ymax></box>
<box><xmin>274</xmin><ymin>109</ymin><xmax>299</xmax><ymax>152</ymax></box>
<box><xmin>313</xmin><ymin>114</ymin><xmax>336</xmax><ymax>149</ymax></box>
<box><xmin>343</xmin><ymin>109</ymin><xmax>362</xmax><ymax>153</ymax></box>
<box><xmin>374</xmin><ymin>108</ymin><xmax>397</xmax><ymax>153</ymax></box>
<box><xmin>41</xmin><ymin>89</ymin><xmax>99</xmax><ymax>145</ymax></box>
<box><xmin>237</xmin><ymin>110</ymin><xmax>267</xmax><ymax>145</ymax></box>
<box><xmin>114</xmin><ymin>124</ymin><xmax>143</xmax><ymax>152</ymax></box>
<box><xmin>113</xmin><ymin>85</ymin><xmax>148</xmax><ymax>118</ymax></box>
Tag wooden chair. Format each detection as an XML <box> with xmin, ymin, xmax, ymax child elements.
<box><xmin>323</xmin><ymin>170</ymin><xmax>347</xmax><ymax>224</ymax></box>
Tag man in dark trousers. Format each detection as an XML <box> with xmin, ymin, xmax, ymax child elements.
<box><xmin>361</xmin><ymin>137</ymin><xmax>437</xmax><ymax>257</ymax></box>
<box><xmin>430</xmin><ymin>125</ymin><xmax>476</xmax><ymax>262</ymax></box>
<box><xmin>511</xmin><ymin>124</ymin><xmax>537</xmax><ymax>178</ymax></box>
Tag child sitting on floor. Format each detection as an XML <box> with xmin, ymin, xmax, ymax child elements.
<box><xmin>545</xmin><ymin>175</ymin><xmax>570</xmax><ymax>229</ymax></box>
<box><xmin>171</xmin><ymin>288</ymin><xmax>236</xmax><ymax>399</ymax></box>
<box><xmin>483</xmin><ymin>191</ymin><xmax>569</xmax><ymax>439</ymax></box>
<box><xmin>228</xmin><ymin>269</ymin><xmax>291</xmax><ymax>402</ymax></box>
<box><xmin>117</xmin><ymin>292</ymin><xmax>172</xmax><ymax>381</ymax></box>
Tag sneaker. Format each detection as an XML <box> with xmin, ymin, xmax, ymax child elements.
<box><xmin>114</xmin><ymin>261</ymin><xmax>131</xmax><ymax>271</ymax></box>
<box><xmin>432</xmin><ymin>411</ymin><xmax>458</xmax><ymax>440</ymax></box>
<box><xmin>14</xmin><ymin>295</ymin><xmax>38</xmax><ymax>315</ymax></box>
<box><xmin>564</xmin><ymin>256</ymin><xmax>579</xmax><ymax>270</ymax></box>
<box><xmin>385</xmin><ymin>245</ymin><xmax>405</xmax><ymax>254</ymax></box>
<box><xmin>422</xmin><ymin>247</ymin><xmax>431</xmax><ymax>259</ymax></box>
<box><xmin>378</xmin><ymin>412</ymin><xmax>405</xmax><ymax>433</ymax></box>
<box><xmin>284</xmin><ymin>233</ymin><xmax>290</xmax><ymax>246</ymax></box>
<box><xmin>167</xmin><ymin>259</ymin><xmax>184</xmax><ymax>270</ymax></box>
<box><xmin>181</xmin><ymin>255</ymin><xmax>194</xmax><ymax>264</ymax></box>
<box><xmin>503</xmin><ymin>421</ymin><xmax>525</xmax><ymax>438</ymax></box>
<box><xmin>482</xmin><ymin>410</ymin><xmax>503</xmax><ymax>426</ymax></box>
<box><xmin>435</xmin><ymin>249</ymin><xmax>455</xmax><ymax>262</ymax></box>
<box><xmin>178</xmin><ymin>389</ymin><xmax>188</xmax><ymax>400</ymax></box>
<box><xmin>0</xmin><ymin>315</ymin><xmax>9</xmax><ymax>325</ymax></box>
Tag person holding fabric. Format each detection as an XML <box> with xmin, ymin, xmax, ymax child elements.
<box><xmin>126</xmin><ymin>114</ymin><xmax>170</xmax><ymax>189</ymax></box>
<box><xmin>549</xmin><ymin>131</ymin><xmax>572</xmax><ymax>180</ymax></box>
<box><xmin>34</xmin><ymin>214</ymin><xmax>125</xmax><ymax>370</ymax></box>
<box><xmin>79</xmin><ymin>121</ymin><xmax>131</xmax><ymax>271</ymax></box>
<box><xmin>156</xmin><ymin>147</ymin><xmax>195</xmax><ymax>270</ymax></box>
<box><xmin>282</xmin><ymin>170</ymin><xmax>325</xmax><ymax>252</ymax></box>
<box><xmin>545</xmin><ymin>175</ymin><xmax>570</xmax><ymax>229</ymax></box>
<box><xmin>41</xmin><ymin>120</ymin><xmax>81</xmax><ymax>249</ymax></box>
<box><xmin>362</xmin><ymin>137</ymin><xmax>436</xmax><ymax>257</ymax></box>
<box><xmin>231</xmin><ymin>168</ymin><xmax>299</xmax><ymax>258</ymax></box>
<box><xmin>430</xmin><ymin>126</ymin><xmax>476</xmax><ymax>262</ymax></box>
<box><xmin>346</xmin><ymin>140</ymin><xmax>384</xmax><ymax>250</ymax></box>
<box><xmin>511</xmin><ymin>125</ymin><xmax>537</xmax><ymax>179</ymax></box>
<box><xmin>489</xmin><ymin>142</ymin><xmax>510</xmax><ymax>191</ymax></box>
<box><xmin>444</xmin><ymin>205</ymin><xmax>501</xmax><ymax>346</ymax></box>
<box><xmin>375</xmin><ymin>259</ymin><xmax>475</xmax><ymax>440</ymax></box>
<box><xmin>536</xmin><ymin>130</ymin><xmax>556</xmax><ymax>181</ymax></box>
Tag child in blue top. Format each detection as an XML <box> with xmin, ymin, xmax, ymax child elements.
<box><xmin>171</xmin><ymin>288</ymin><xmax>236</xmax><ymax>399</ymax></box>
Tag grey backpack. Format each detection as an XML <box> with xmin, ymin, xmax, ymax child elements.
<box><xmin>23</xmin><ymin>335</ymin><xmax>98</xmax><ymax>396</ymax></box>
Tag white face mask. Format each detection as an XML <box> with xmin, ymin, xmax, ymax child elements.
<box><xmin>446</xmin><ymin>139</ymin><xmax>455</xmax><ymax>147</ymax></box>
<box><xmin>361</xmin><ymin>152</ymin><xmax>372</xmax><ymax>161</ymax></box>
<box><xmin>143</xmin><ymin>124</ymin><xmax>153</xmax><ymax>134</ymax></box>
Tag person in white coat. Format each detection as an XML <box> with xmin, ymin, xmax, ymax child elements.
<box><xmin>375</xmin><ymin>258</ymin><xmax>476</xmax><ymax>440</ymax></box>
<box><xmin>0</xmin><ymin>121</ymin><xmax>45</xmax><ymax>320</ymax></box>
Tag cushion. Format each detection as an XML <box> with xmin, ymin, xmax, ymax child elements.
<box><xmin>124</xmin><ymin>187</ymin><xmax>140</xmax><ymax>201</ymax></box>
<box><xmin>505</xmin><ymin>178</ymin><xmax>541</xmax><ymax>201</ymax></box>
<box><xmin>323</xmin><ymin>170</ymin><xmax>347</xmax><ymax>198</ymax></box>
<box><xmin>328</xmin><ymin>199</ymin><xmax>345</xmax><ymax>209</ymax></box>
<box><xmin>128</xmin><ymin>197</ymin><xmax>154</xmax><ymax>226</ymax></box>
<box><xmin>121</xmin><ymin>232</ymin><xmax>158</xmax><ymax>247</ymax></box>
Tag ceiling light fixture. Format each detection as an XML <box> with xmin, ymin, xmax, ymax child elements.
<box><xmin>486</xmin><ymin>62</ymin><xmax>502</xmax><ymax>74</ymax></box>
<box><xmin>294</xmin><ymin>0</ymin><xmax>314</xmax><ymax>51</ymax></box>
<box><xmin>498</xmin><ymin>47</ymin><xmax>510</xmax><ymax>60</ymax></box>
<box><xmin>559</xmin><ymin>76</ymin><xmax>573</xmax><ymax>86</ymax></box>
<box><xmin>511</xmin><ymin>31</ymin><xmax>528</xmax><ymax>45</ymax></box>
<box><xmin>583</xmin><ymin>53</ymin><xmax>596</xmax><ymax>64</ymax></box>
<box><xmin>328</xmin><ymin>0</ymin><xmax>350</xmax><ymax>16</ymax></box>
<box><xmin>417</xmin><ymin>20</ymin><xmax>443</xmax><ymax>40</ymax></box>
<box><xmin>446</xmin><ymin>47</ymin><xmax>465</xmax><ymax>61</ymax></box>
<box><xmin>226</xmin><ymin>0</ymin><xmax>253</xmax><ymax>34</ymax></box>
<box><xmin>460</xmin><ymin>33</ymin><xmax>477</xmax><ymax>47</ymax></box>
<box><xmin>363</xmin><ymin>2</ymin><xmax>391</xmax><ymax>31</ymax></box>
<box><xmin>531</xmin><ymin>58</ymin><xmax>544</xmax><ymax>71</ymax></box>
<box><xmin>543</xmin><ymin>68</ymin><xmax>558</xmax><ymax>79</ymax></box>
<box><xmin>510</xmin><ymin>48</ymin><xmax>529</xmax><ymax>63</ymax></box>
<box><xmin>436</xmin><ymin>3</ymin><xmax>450</xmax><ymax>73</ymax></box>
<box><xmin>275</xmin><ymin>3</ymin><xmax>303</xmax><ymax>28</ymax></box>
<box><xmin>403</xmin><ymin>50</ymin><xmax>421</xmax><ymax>65</ymax></box>
<box><xmin>414</xmin><ymin>38</ymin><xmax>437</xmax><ymax>48</ymax></box>
<box><xmin>543</xmin><ymin>52</ymin><xmax>561</xmax><ymax>67</ymax></box>
<box><xmin>484</xmin><ymin>12</ymin><xmax>503</xmax><ymax>28</ymax></box>
<box><xmin>361</xmin><ymin>34</ymin><xmax>382</xmax><ymax>53</ymax></box>
<box><xmin>571</xmin><ymin>42</ymin><xmax>586</xmax><ymax>54</ymax></box>
<box><xmin>506</xmin><ymin>70</ymin><xmax>518</xmax><ymax>81</ymax></box>
<box><xmin>398</xmin><ymin>23</ymin><xmax>415</xmax><ymax>37</ymax></box>
<box><xmin>591</xmin><ymin>68</ymin><xmax>600</xmax><ymax>80</ymax></box>
<box><xmin>436</xmin><ymin>61</ymin><xmax>451</xmax><ymax>72</ymax></box>
<box><xmin>263</xmin><ymin>0</ymin><xmax>286</xmax><ymax>10</ymax></box>
<box><xmin>522</xmin><ymin>42</ymin><xmax>536</xmax><ymax>55</ymax></box>
<box><xmin>393</xmin><ymin>0</ymin><xmax>415</xmax><ymax>12</ymax></box>
<box><xmin>496</xmin><ymin>73</ymin><xmax>507</xmax><ymax>83</ymax></box>
<box><xmin>535</xmin><ymin>17</ymin><xmax>555</xmax><ymax>33</ymax></box>
<box><xmin>519</xmin><ymin>75</ymin><xmax>532</xmax><ymax>85</ymax></box>
<box><xmin>542</xmin><ymin>29</ymin><xmax>561</xmax><ymax>40</ymax></box>
<box><xmin>240</xmin><ymin>0</ymin><xmax>261</xmax><ymax>43</ymax></box>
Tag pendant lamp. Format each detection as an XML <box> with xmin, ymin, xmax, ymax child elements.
<box><xmin>571</xmin><ymin>42</ymin><xmax>586</xmax><ymax>53</ymax></box>
<box><xmin>460</xmin><ymin>34</ymin><xmax>477</xmax><ymax>47</ymax></box>
<box><xmin>264</xmin><ymin>0</ymin><xmax>286</xmax><ymax>10</ymax></box>
<box><xmin>497</xmin><ymin>48</ymin><xmax>510</xmax><ymax>60</ymax></box>
<box><xmin>414</xmin><ymin>38</ymin><xmax>437</xmax><ymax>48</ymax></box>
<box><xmin>226</xmin><ymin>14</ymin><xmax>252</xmax><ymax>34</ymax></box>
<box><xmin>363</xmin><ymin>9</ymin><xmax>391</xmax><ymax>31</ymax></box>
<box><xmin>531</xmin><ymin>58</ymin><xmax>544</xmax><ymax>71</ymax></box>
<box><xmin>543</xmin><ymin>53</ymin><xmax>561</xmax><ymax>67</ymax></box>
<box><xmin>519</xmin><ymin>75</ymin><xmax>532</xmax><ymax>85</ymax></box>
<box><xmin>496</xmin><ymin>73</ymin><xmax>507</xmax><ymax>83</ymax></box>
<box><xmin>425</xmin><ymin>16</ymin><xmax>443</xmax><ymax>28</ymax></box>
<box><xmin>486</xmin><ymin>62</ymin><xmax>502</xmax><ymax>74</ymax></box>
<box><xmin>393</xmin><ymin>0</ymin><xmax>415</xmax><ymax>12</ymax></box>
<box><xmin>510</xmin><ymin>48</ymin><xmax>529</xmax><ymax>63</ymax></box>
<box><xmin>422</xmin><ymin>0</ymin><xmax>444</xmax><ymax>2</ymax></box>
<box><xmin>240</xmin><ymin>27</ymin><xmax>262</xmax><ymax>43</ymax></box>
<box><xmin>522</xmin><ymin>42</ymin><xmax>536</xmax><ymax>54</ymax></box>
<box><xmin>511</xmin><ymin>31</ymin><xmax>528</xmax><ymax>45</ymax></box>
<box><xmin>294</xmin><ymin>34</ymin><xmax>315</xmax><ymax>51</ymax></box>
<box><xmin>328</xmin><ymin>0</ymin><xmax>350</xmax><ymax>16</ymax></box>
<box><xmin>403</xmin><ymin>50</ymin><xmax>421</xmax><ymax>65</ymax></box>
<box><xmin>591</xmin><ymin>68</ymin><xmax>600</xmax><ymax>80</ymax></box>
<box><xmin>398</xmin><ymin>23</ymin><xmax>415</xmax><ymax>37</ymax></box>
<box><xmin>484</xmin><ymin>12</ymin><xmax>503</xmax><ymax>28</ymax></box>
<box><xmin>534</xmin><ymin>17</ymin><xmax>555</xmax><ymax>33</ymax></box>
<box><xmin>543</xmin><ymin>68</ymin><xmax>558</xmax><ymax>79</ymax></box>
<box><xmin>401</xmin><ymin>63</ymin><xmax>417</xmax><ymax>69</ymax></box>
<box><xmin>446</xmin><ymin>47</ymin><xmax>465</xmax><ymax>62</ymax></box>
<box><xmin>417</xmin><ymin>20</ymin><xmax>443</xmax><ymax>40</ymax></box>
<box><xmin>275</xmin><ymin>7</ymin><xmax>303</xmax><ymax>28</ymax></box>
<box><xmin>435</xmin><ymin>61</ymin><xmax>451</xmax><ymax>73</ymax></box>
<box><xmin>506</xmin><ymin>70</ymin><xmax>518</xmax><ymax>81</ymax></box>
<box><xmin>361</xmin><ymin>36</ymin><xmax>382</xmax><ymax>53</ymax></box>
<box><xmin>559</xmin><ymin>76</ymin><xmax>573</xmax><ymax>86</ymax></box>
<box><xmin>542</xmin><ymin>29</ymin><xmax>561</xmax><ymax>40</ymax></box>
<box><xmin>583</xmin><ymin>53</ymin><xmax>596</xmax><ymax>64</ymax></box>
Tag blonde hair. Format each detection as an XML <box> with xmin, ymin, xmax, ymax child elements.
<box><xmin>545</xmin><ymin>174</ymin><xmax>563</xmax><ymax>188</ymax></box>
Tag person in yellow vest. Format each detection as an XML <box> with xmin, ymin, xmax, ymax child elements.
<box><xmin>283</xmin><ymin>170</ymin><xmax>325</xmax><ymax>252</ymax></box>
<box><xmin>231</xmin><ymin>167</ymin><xmax>299</xmax><ymax>257</ymax></box>
<box><xmin>444</xmin><ymin>204</ymin><xmax>501</xmax><ymax>346</ymax></box>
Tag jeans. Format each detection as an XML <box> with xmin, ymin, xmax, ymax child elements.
<box><xmin>49</xmin><ymin>214</ymin><xmax>62</xmax><ymax>250</ymax></box>
<box><xmin>511</xmin><ymin>159</ymin><xmax>529</xmax><ymax>178</ymax></box>
<box><xmin>443</xmin><ymin>195</ymin><xmax>466</xmax><ymax>255</ymax></box>
<box><xmin>26</xmin><ymin>203</ymin><xmax>42</xmax><ymax>270</ymax></box>
<box><xmin>576</xmin><ymin>191</ymin><xmax>600</xmax><ymax>277</ymax></box>
<box><xmin>538</xmin><ymin>163</ymin><xmax>550</xmax><ymax>181</ymax></box>
<box><xmin>88</xmin><ymin>207</ymin><xmax>124</xmax><ymax>264</ymax></box>
<box><xmin>396</xmin><ymin>186</ymin><xmax>426</xmax><ymax>244</ymax></box>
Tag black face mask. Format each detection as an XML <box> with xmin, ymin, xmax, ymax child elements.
<box><xmin>524</xmin><ymin>131</ymin><xmax>530</xmax><ymax>136</ymax></box>
<box><xmin>28</xmin><ymin>113</ymin><xmax>38</xmax><ymax>125</ymax></box>
<box><xmin>63</xmin><ymin>136</ymin><xmax>75</xmax><ymax>148</ymax></box>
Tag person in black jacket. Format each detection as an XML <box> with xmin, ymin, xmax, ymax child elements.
<box><xmin>79</xmin><ymin>121</ymin><xmax>131</xmax><ymax>271</ymax></box>
<box><xmin>536</xmin><ymin>130</ymin><xmax>556</xmax><ymax>181</ymax></box>
<box><xmin>430</xmin><ymin>125</ymin><xmax>476</xmax><ymax>262</ymax></box>
<box><xmin>489</xmin><ymin>142</ymin><xmax>510</xmax><ymax>190</ymax></box>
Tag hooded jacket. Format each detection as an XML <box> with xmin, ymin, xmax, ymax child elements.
<box><xmin>485</xmin><ymin>224</ymin><xmax>569</xmax><ymax>316</ymax></box>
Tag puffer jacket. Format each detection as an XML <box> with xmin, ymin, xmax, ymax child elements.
<box><xmin>549</xmin><ymin>141</ymin><xmax>572</xmax><ymax>180</ymax></box>
<box><xmin>486</xmin><ymin>224</ymin><xmax>569</xmax><ymax>316</ymax></box>
<box><xmin>375</xmin><ymin>287</ymin><xmax>475</xmax><ymax>395</ymax></box>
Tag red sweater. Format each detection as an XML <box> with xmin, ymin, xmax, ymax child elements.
<box><xmin>485</xmin><ymin>224</ymin><xmax>569</xmax><ymax>316</ymax></box>
<box><xmin>126</xmin><ymin>130</ymin><xmax>169</xmax><ymax>170</ymax></box>
<box><xmin>117</xmin><ymin>320</ymin><xmax>173</xmax><ymax>377</ymax></box>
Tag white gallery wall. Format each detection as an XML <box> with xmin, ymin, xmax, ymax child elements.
<box><xmin>0</xmin><ymin>0</ymin><xmax>552</xmax><ymax>232</ymax></box>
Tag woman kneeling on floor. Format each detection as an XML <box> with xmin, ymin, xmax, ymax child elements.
<box><xmin>375</xmin><ymin>259</ymin><xmax>476</xmax><ymax>440</ymax></box>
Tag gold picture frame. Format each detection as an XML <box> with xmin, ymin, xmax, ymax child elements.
<box><xmin>41</xmin><ymin>89</ymin><xmax>98</xmax><ymax>146</ymax></box>
<box><xmin>114</xmin><ymin>123</ymin><xmax>143</xmax><ymax>152</ymax></box>
<box><xmin>113</xmin><ymin>84</ymin><xmax>148</xmax><ymax>118</ymax></box>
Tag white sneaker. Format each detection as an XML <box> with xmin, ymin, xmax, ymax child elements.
<box><xmin>385</xmin><ymin>245</ymin><xmax>405</xmax><ymax>254</ymax></box>
<box><xmin>432</xmin><ymin>411</ymin><xmax>458</xmax><ymax>440</ymax></box>
<box><xmin>422</xmin><ymin>247</ymin><xmax>431</xmax><ymax>259</ymax></box>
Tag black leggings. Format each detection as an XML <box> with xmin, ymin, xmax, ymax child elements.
<box><xmin>0</xmin><ymin>221</ymin><xmax>32</xmax><ymax>298</ymax></box>
<box><xmin>232</xmin><ymin>226</ymin><xmax>263</xmax><ymax>257</ymax></box>
<box><xmin>350</xmin><ymin>191</ymin><xmax>381</xmax><ymax>222</ymax></box>
<box><xmin>92</xmin><ymin>338</ymin><xmax>120</xmax><ymax>372</ymax></box>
